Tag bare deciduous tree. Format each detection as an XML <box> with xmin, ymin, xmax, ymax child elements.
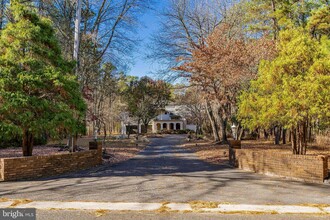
<box><xmin>148</xmin><ymin>0</ymin><xmax>241</xmax><ymax>142</ymax></box>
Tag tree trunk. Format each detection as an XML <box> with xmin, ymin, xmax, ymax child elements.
<box><xmin>282</xmin><ymin>128</ymin><xmax>286</xmax><ymax>144</ymax></box>
<box><xmin>307</xmin><ymin>119</ymin><xmax>313</xmax><ymax>143</ymax></box>
<box><xmin>127</xmin><ymin>129</ymin><xmax>131</xmax><ymax>139</ymax></box>
<box><xmin>137</xmin><ymin>119</ymin><xmax>141</xmax><ymax>136</ymax></box>
<box><xmin>291</xmin><ymin>127</ymin><xmax>297</xmax><ymax>154</ymax></box>
<box><xmin>274</xmin><ymin>126</ymin><xmax>280</xmax><ymax>145</ymax></box>
<box><xmin>292</xmin><ymin>122</ymin><xmax>308</xmax><ymax>155</ymax></box>
<box><xmin>271</xmin><ymin>0</ymin><xmax>279</xmax><ymax>40</ymax></box>
<box><xmin>220</xmin><ymin>117</ymin><xmax>228</xmax><ymax>144</ymax></box>
<box><xmin>289</xmin><ymin>130</ymin><xmax>291</xmax><ymax>142</ymax></box>
<box><xmin>299</xmin><ymin>121</ymin><xmax>307</xmax><ymax>155</ymax></box>
<box><xmin>103</xmin><ymin>124</ymin><xmax>107</xmax><ymax>142</ymax></box>
<box><xmin>144</xmin><ymin>123</ymin><xmax>149</xmax><ymax>134</ymax></box>
<box><xmin>238</xmin><ymin>126</ymin><xmax>244</xmax><ymax>141</ymax></box>
<box><xmin>68</xmin><ymin>135</ymin><xmax>75</xmax><ymax>152</ymax></box>
<box><xmin>264</xmin><ymin>129</ymin><xmax>269</xmax><ymax>139</ymax></box>
<box><xmin>0</xmin><ymin>0</ymin><xmax>5</xmax><ymax>30</ymax></box>
<box><xmin>38</xmin><ymin>0</ymin><xmax>44</xmax><ymax>14</ymax></box>
<box><xmin>195</xmin><ymin>124</ymin><xmax>200</xmax><ymax>139</ymax></box>
<box><xmin>205</xmin><ymin>101</ymin><xmax>220</xmax><ymax>142</ymax></box>
<box><xmin>73</xmin><ymin>134</ymin><xmax>78</xmax><ymax>152</ymax></box>
<box><xmin>22</xmin><ymin>129</ymin><xmax>34</xmax><ymax>156</ymax></box>
<box><xmin>127</xmin><ymin>123</ymin><xmax>131</xmax><ymax>139</ymax></box>
<box><xmin>256</xmin><ymin>128</ymin><xmax>260</xmax><ymax>139</ymax></box>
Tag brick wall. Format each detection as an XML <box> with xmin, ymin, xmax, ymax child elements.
<box><xmin>229</xmin><ymin>149</ymin><xmax>328</xmax><ymax>183</ymax></box>
<box><xmin>0</xmin><ymin>159</ymin><xmax>3</xmax><ymax>181</ymax></box>
<box><xmin>0</xmin><ymin>146</ymin><xmax>102</xmax><ymax>182</ymax></box>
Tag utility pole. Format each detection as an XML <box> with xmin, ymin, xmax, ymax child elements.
<box><xmin>69</xmin><ymin>0</ymin><xmax>82</xmax><ymax>152</ymax></box>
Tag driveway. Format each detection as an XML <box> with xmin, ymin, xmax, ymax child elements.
<box><xmin>0</xmin><ymin>135</ymin><xmax>329</xmax><ymax>204</ymax></box>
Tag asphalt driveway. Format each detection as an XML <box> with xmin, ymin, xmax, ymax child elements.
<box><xmin>0</xmin><ymin>135</ymin><xmax>329</xmax><ymax>204</ymax></box>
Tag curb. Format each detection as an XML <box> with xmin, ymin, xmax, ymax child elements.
<box><xmin>1</xmin><ymin>200</ymin><xmax>329</xmax><ymax>214</ymax></box>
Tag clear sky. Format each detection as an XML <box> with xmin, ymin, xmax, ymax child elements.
<box><xmin>127</xmin><ymin>1</ymin><xmax>169</xmax><ymax>78</ymax></box>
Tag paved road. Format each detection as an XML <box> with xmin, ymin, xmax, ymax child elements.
<box><xmin>0</xmin><ymin>135</ymin><xmax>329</xmax><ymax>204</ymax></box>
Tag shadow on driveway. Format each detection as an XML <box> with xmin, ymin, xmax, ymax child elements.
<box><xmin>0</xmin><ymin>135</ymin><xmax>329</xmax><ymax>205</ymax></box>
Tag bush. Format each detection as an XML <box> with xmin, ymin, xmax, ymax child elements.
<box><xmin>196</xmin><ymin>134</ymin><xmax>204</xmax><ymax>140</ymax></box>
<box><xmin>0</xmin><ymin>136</ymin><xmax>21</xmax><ymax>148</ymax></box>
<box><xmin>176</xmin><ymin>130</ymin><xmax>188</xmax><ymax>134</ymax></box>
<box><xmin>0</xmin><ymin>132</ymin><xmax>48</xmax><ymax>148</ymax></box>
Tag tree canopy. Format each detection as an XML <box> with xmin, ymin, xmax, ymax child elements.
<box><xmin>238</xmin><ymin>26</ymin><xmax>330</xmax><ymax>154</ymax></box>
<box><xmin>0</xmin><ymin>0</ymin><xmax>86</xmax><ymax>156</ymax></box>
<box><xmin>123</xmin><ymin>77</ymin><xmax>172</xmax><ymax>133</ymax></box>
<box><xmin>177</xmin><ymin>23</ymin><xmax>274</xmax><ymax>142</ymax></box>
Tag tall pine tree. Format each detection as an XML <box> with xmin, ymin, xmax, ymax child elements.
<box><xmin>0</xmin><ymin>0</ymin><xmax>86</xmax><ymax>156</ymax></box>
<box><xmin>238</xmin><ymin>27</ymin><xmax>330</xmax><ymax>154</ymax></box>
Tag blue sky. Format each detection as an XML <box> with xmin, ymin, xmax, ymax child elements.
<box><xmin>127</xmin><ymin>1</ymin><xmax>169</xmax><ymax>78</ymax></box>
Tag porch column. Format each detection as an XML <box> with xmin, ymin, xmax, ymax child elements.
<box><xmin>138</xmin><ymin>124</ymin><xmax>142</xmax><ymax>134</ymax></box>
<box><xmin>152</xmin><ymin>122</ymin><xmax>155</xmax><ymax>133</ymax></box>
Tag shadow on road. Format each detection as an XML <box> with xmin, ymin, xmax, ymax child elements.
<box><xmin>1</xmin><ymin>135</ymin><xmax>329</xmax><ymax>204</ymax></box>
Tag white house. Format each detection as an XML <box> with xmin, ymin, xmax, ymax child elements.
<box><xmin>151</xmin><ymin>110</ymin><xmax>186</xmax><ymax>133</ymax></box>
<box><xmin>151</xmin><ymin>105</ymin><xmax>197</xmax><ymax>133</ymax></box>
<box><xmin>120</xmin><ymin>105</ymin><xmax>197</xmax><ymax>135</ymax></box>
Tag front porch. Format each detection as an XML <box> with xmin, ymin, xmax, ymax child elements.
<box><xmin>152</xmin><ymin>120</ymin><xmax>185</xmax><ymax>133</ymax></box>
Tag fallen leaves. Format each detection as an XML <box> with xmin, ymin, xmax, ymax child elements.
<box><xmin>102</xmin><ymin>139</ymin><xmax>148</xmax><ymax>165</ymax></box>
<box><xmin>0</xmin><ymin>198</ymin><xmax>9</xmax><ymax>202</ymax></box>
<box><xmin>183</xmin><ymin>141</ymin><xmax>229</xmax><ymax>165</ymax></box>
<box><xmin>92</xmin><ymin>209</ymin><xmax>109</xmax><ymax>217</ymax></box>
<box><xmin>10</xmin><ymin>199</ymin><xmax>32</xmax><ymax>207</ymax></box>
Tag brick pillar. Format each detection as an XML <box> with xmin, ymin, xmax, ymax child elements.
<box><xmin>318</xmin><ymin>155</ymin><xmax>329</xmax><ymax>181</ymax></box>
<box><xmin>89</xmin><ymin>141</ymin><xmax>103</xmax><ymax>164</ymax></box>
<box><xmin>0</xmin><ymin>159</ymin><xmax>4</xmax><ymax>181</ymax></box>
